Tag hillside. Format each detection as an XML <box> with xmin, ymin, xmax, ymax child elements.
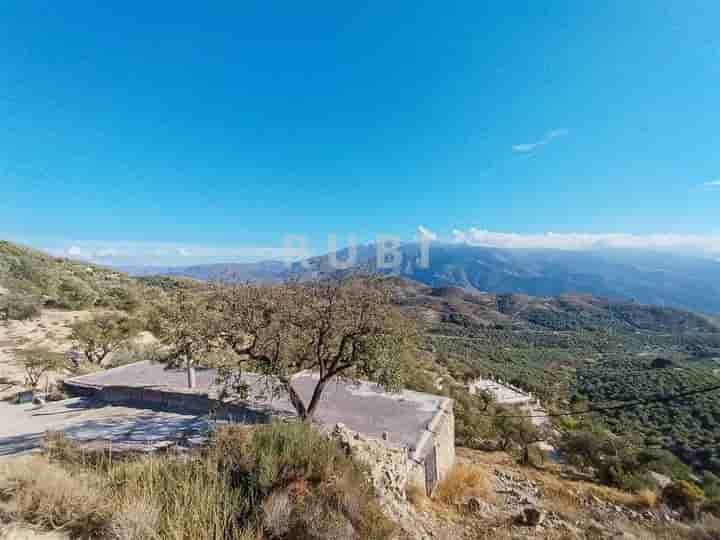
<box><xmin>3</xmin><ymin>238</ymin><xmax>720</xmax><ymax>474</ymax></box>
<box><xmin>0</xmin><ymin>241</ymin><xmax>194</xmax><ymax>319</ymax></box>
<box><xmin>388</xmin><ymin>278</ymin><xmax>720</xmax><ymax>335</ymax></box>
<box><xmin>390</xmin><ymin>278</ymin><xmax>720</xmax><ymax>474</ymax></box>
<box><xmin>130</xmin><ymin>243</ymin><xmax>720</xmax><ymax>314</ymax></box>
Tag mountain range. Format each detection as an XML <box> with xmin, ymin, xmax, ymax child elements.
<box><xmin>123</xmin><ymin>243</ymin><xmax>720</xmax><ymax>315</ymax></box>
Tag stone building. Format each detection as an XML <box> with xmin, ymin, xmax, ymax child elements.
<box><xmin>65</xmin><ymin>360</ymin><xmax>455</xmax><ymax>494</ymax></box>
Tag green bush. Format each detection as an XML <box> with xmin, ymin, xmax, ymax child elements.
<box><xmin>703</xmin><ymin>472</ymin><xmax>720</xmax><ymax>499</ymax></box>
<box><xmin>663</xmin><ymin>480</ymin><xmax>705</xmax><ymax>512</ymax></box>
<box><xmin>0</xmin><ymin>293</ymin><xmax>41</xmax><ymax>320</ymax></box>
<box><xmin>214</xmin><ymin>422</ymin><xmax>395</xmax><ymax>540</ymax></box>
<box><xmin>107</xmin><ymin>341</ymin><xmax>163</xmax><ymax>367</ymax></box>
<box><xmin>620</xmin><ymin>472</ymin><xmax>659</xmax><ymax>493</ymax></box>
<box><xmin>248</xmin><ymin>421</ymin><xmax>340</xmax><ymax>493</ymax></box>
<box><xmin>99</xmin><ymin>286</ymin><xmax>140</xmax><ymax>311</ymax></box>
<box><xmin>55</xmin><ymin>276</ymin><xmax>98</xmax><ymax>309</ymax></box>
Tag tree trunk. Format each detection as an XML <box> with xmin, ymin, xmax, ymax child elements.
<box><xmin>304</xmin><ymin>378</ymin><xmax>328</xmax><ymax>421</ymax></box>
<box><xmin>187</xmin><ymin>360</ymin><xmax>196</xmax><ymax>389</ymax></box>
<box><xmin>283</xmin><ymin>380</ymin><xmax>308</xmax><ymax>419</ymax></box>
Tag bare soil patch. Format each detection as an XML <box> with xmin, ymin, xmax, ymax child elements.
<box><xmin>0</xmin><ymin>310</ymin><xmax>89</xmax><ymax>398</ymax></box>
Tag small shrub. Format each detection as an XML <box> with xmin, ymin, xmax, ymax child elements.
<box><xmin>55</xmin><ymin>276</ymin><xmax>98</xmax><ymax>309</ymax></box>
<box><xmin>663</xmin><ymin>480</ymin><xmax>705</xmax><ymax>512</ymax></box>
<box><xmin>621</xmin><ymin>471</ymin><xmax>659</xmax><ymax>493</ymax></box>
<box><xmin>108</xmin><ymin>341</ymin><xmax>163</xmax><ymax>367</ymax></box>
<box><xmin>0</xmin><ymin>294</ymin><xmax>41</xmax><ymax>321</ymax></box>
<box><xmin>249</xmin><ymin>421</ymin><xmax>339</xmax><ymax>493</ymax></box>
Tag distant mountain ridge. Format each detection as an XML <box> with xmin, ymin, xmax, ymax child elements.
<box><xmin>125</xmin><ymin>243</ymin><xmax>720</xmax><ymax>315</ymax></box>
<box><xmin>122</xmin><ymin>260</ymin><xmax>288</xmax><ymax>283</ymax></box>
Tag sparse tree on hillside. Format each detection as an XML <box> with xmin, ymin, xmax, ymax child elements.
<box><xmin>213</xmin><ymin>276</ymin><xmax>417</xmax><ymax>421</ymax></box>
<box><xmin>21</xmin><ymin>349</ymin><xmax>65</xmax><ymax>390</ymax></box>
<box><xmin>70</xmin><ymin>313</ymin><xmax>140</xmax><ymax>365</ymax></box>
<box><xmin>154</xmin><ymin>290</ymin><xmax>221</xmax><ymax>388</ymax></box>
<box><xmin>493</xmin><ymin>409</ymin><xmax>550</xmax><ymax>465</ymax></box>
<box><xmin>476</xmin><ymin>389</ymin><xmax>496</xmax><ymax>412</ymax></box>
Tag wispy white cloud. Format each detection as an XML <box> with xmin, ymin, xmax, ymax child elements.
<box><xmin>42</xmin><ymin>241</ymin><xmax>294</xmax><ymax>266</ymax></box>
<box><xmin>512</xmin><ymin>128</ymin><xmax>569</xmax><ymax>153</ymax></box>
<box><xmin>417</xmin><ymin>225</ymin><xmax>438</xmax><ymax>241</ymax></box>
<box><xmin>452</xmin><ymin>228</ymin><xmax>720</xmax><ymax>256</ymax></box>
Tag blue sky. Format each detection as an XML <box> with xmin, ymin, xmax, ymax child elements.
<box><xmin>1</xmin><ymin>2</ymin><xmax>719</xmax><ymax>264</ymax></box>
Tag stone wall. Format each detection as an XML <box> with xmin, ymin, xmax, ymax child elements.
<box><xmin>331</xmin><ymin>424</ymin><xmax>410</xmax><ymax>502</ymax></box>
<box><xmin>333</xmin><ymin>399</ymin><xmax>455</xmax><ymax>498</ymax></box>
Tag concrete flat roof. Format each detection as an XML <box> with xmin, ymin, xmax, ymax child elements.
<box><xmin>0</xmin><ymin>398</ymin><xmax>208</xmax><ymax>458</ymax></box>
<box><xmin>67</xmin><ymin>361</ymin><xmax>451</xmax><ymax>451</ymax></box>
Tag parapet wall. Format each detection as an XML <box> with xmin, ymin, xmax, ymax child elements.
<box><xmin>407</xmin><ymin>398</ymin><xmax>455</xmax><ymax>494</ymax></box>
<box><xmin>63</xmin><ymin>382</ymin><xmax>273</xmax><ymax>424</ymax></box>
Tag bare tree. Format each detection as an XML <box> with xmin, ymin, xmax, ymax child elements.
<box><xmin>154</xmin><ymin>289</ymin><xmax>220</xmax><ymax>388</ymax></box>
<box><xmin>70</xmin><ymin>313</ymin><xmax>140</xmax><ymax>365</ymax></box>
<box><xmin>214</xmin><ymin>276</ymin><xmax>417</xmax><ymax>421</ymax></box>
<box><xmin>21</xmin><ymin>349</ymin><xmax>65</xmax><ymax>390</ymax></box>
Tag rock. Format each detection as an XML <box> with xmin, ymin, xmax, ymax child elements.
<box><xmin>518</xmin><ymin>506</ymin><xmax>545</xmax><ymax>527</ymax></box>
<box><xmin>464</xmin><ymin>496</ymin><xmax>489</xmax><ymax>515</ymax></box>
<box><xmin>648</xmin><ymin>471</ymin><xmax>672</xmax><ymax>489</ymax></box>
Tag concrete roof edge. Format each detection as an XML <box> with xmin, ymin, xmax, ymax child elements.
<box><xmin>410</xmin><ymin>397</ymin><xmax>453</xmax><ymax>463</ymax></box>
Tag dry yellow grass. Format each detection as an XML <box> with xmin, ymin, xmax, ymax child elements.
<box><xmin>406</xmin><ymin>482</ymin><xmax>429</xmax><ymax>509</ymax></box>
<box><xmin>633</xmin><ymin>488</ymin><xmax>658</xmax><ymax>509</ymax></box>
<box><xmin>433</xmin><ymin>464</ymin><xmax>495</xmax><ymax>506</ymax></box>
<box><xmin>0</xmin><ymin>458</ymin><xmax>113</xmax><ymax>538</ymax></box>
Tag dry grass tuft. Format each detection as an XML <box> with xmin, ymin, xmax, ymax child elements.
<box><xmin>433</xmin><ymin>464</ymin><xmax>494</xmax><ymax>506</ymax></box>
<box><xmin>406</xmin><ymin>482</ymin><xmax>429</xmax><ymax>508</ymax></box>
<box><xmin>0</xmin><ymin>457</ymin><xmax>114</xmax><ymax>538</ymax></box>
<box><xmin>0</xmin><ymin>424</ymin><xmax>396</xmax><ymax>540</ymax></box>
<box><xmin>634</xmin><ymin>488</ymin><xmax>659</xmax><ymax>509</ymax></box>
<box><xmin>109</xmin><ymin>497</ymin><xmax>160</xmax><ymax>540</ymax></box>
<box><xmin>261</xmin><ymin>490</ymin><xmax>292</xmax><ymax>538</ymax></box>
